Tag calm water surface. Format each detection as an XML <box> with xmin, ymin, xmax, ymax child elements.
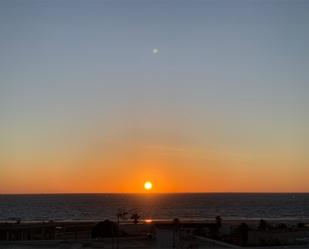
<box><xmin>0</xmin><ymin>193</ymin><xmax>308</xmax><ymax>221</ymax></box>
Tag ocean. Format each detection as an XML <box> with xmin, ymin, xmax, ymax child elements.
<box><xmin>0</xmin><ymin>193</ymin><xmax>308</xmax><ymax>222</ymax></box>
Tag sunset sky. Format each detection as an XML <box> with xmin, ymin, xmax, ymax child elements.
<box><xmin>0</xmin><ymin>0</ymin><xmax>308</xmax><ymax>194</ymax></box>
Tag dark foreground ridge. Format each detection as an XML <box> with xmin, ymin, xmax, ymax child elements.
<box><xmin>1</xmin><ymin>218</ymin><xmax>309</xmax><ymax>248</ymax></box>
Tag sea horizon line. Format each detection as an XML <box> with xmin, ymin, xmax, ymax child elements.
<box><xmin>1</xmin><ymin>191</ymin><xmax>309</xmax><ymax>196</ymax></box>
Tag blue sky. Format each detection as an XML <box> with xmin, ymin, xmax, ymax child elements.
<box><xmin>0</xmin><ymin>0</ymin><xmax>308</xmax><ymax>193</ymax></box>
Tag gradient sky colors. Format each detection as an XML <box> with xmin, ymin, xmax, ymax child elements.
<box><xmin>0</xmin><ymin>0</ymin><xmax>308</xmax><ymax>194</ymax></box>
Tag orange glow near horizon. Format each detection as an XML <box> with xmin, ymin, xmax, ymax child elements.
<box><xmin>1</xmin><ymin>136</ymin><xmax>308</xmax><ymax>194</ymax></box>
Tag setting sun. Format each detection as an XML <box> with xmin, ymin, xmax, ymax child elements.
<box><xmin>144</xmin><ymin>181</ymin><xmax>153</xmax><ymax>191</ymax></box>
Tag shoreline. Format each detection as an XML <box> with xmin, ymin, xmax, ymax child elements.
<box><xmin>1</xmin><ymin>217</ymin><xmax>309</xmax><ymax>224</ymax></box>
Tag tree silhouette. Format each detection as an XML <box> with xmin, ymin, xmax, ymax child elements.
<box><xmin>131</xmin><ymin>213</ymin><xmax>140</xmax><ymax>224</ymax></box>
<box><xmin>237</xmin><ymin>223</ymin><xmax>249</xmax><ymax>246</ymax></box>
<box><xmin>258</xmin><ymin>219</ymin><xmax>268</xmax><ymax>231</ymax></box>
<box><xmin>91</xmin><ymin>220</ymin><xmax>118</xmax><ymax>238</ymax></box>
<box><xmin>216</xmin><ymin>216</ymin><xmax>222</xmax><ymax>228</ymax></box>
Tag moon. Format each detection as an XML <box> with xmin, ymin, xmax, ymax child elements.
<box><xmin>152</xmin><ymin>48</ymin><xmax>159</xmax><ymax>54</ymax></box>
<box><xmin>144</xmin><ymin>181</ymin><xmax>153</xmax><ymax>190</ymax></box>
